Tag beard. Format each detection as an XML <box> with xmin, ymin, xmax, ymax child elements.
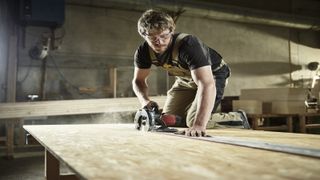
<box><xmin>152</xmin><ymin>44</ymin><xmax>168</xmax><ymax>54</ymax></box>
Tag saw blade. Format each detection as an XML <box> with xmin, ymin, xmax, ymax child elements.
<box><xmin>134</xmin><ymin>108</ymin><xmax>151</xmax><ymax>131</ymax></box>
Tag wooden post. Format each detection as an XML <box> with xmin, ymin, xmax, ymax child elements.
<box><xmin>287</xmin><ymin>116</ymin><xmax>293</xmax><ymax>132</ymax></box>
<box><xmin>105</xmin><ymin>66</ymin><xmax>117</xmax><ymax>98</ymax></box>
<box><xmin>251</xmin><ymin>116</ymin><xmax>259</xmax><ymax>130</ymax></box>
<box><xmin>45</xmin><ymin>150</ymin><xmax>60</xmax><ymax>180</ymax></box>
<box><xmin>110</xmin><ymin>67</ymin><xmax>117</xmax><ymax>98</ymax></box>
<box><xmin>6</xmin><ymin>35</ymin><xmax>17</xmax><ymax>102</ymax></box>
<box><xmin>5</xmin><ymin>119</ymin><xmax>15</xmax><ymax>159</ymax></box>
<box><xmin>40</xmin><ymin>58</ymin><xmax>48</xmax><ymax>100</ymax></box>
<box><xmin>18</xmin><ymin>119</ymin><xmax>26</xmax><ymax>145</ymax></box>
<box><xmin>299</xmin><ymin>115</ymin><xmax>306</xmax><ymax>133</ymax></box>
<box><xmin>5</xmin><ymin>35</ymin><xmax>18</xmax><ymax>158</ymax></box>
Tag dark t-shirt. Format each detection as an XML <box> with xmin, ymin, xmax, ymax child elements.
<box><xmin>134</xmin><ymin>33</ymin><xmax>223</xmax><ymax>77</ymax></box>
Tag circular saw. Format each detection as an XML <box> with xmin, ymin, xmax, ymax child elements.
<box><xmin>134</xmin><ymin>106</ymin><xmax>178</xmax><ymax>133</ymax></box>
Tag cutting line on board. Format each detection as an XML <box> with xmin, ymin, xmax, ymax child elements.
<box><xmin>160</xmin><ymin>132</ymin><xmax>320</xmax><ymax>159</ymax></box>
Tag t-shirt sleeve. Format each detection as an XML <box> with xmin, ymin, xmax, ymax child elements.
<box><xmin>134</xmin><ymin>44</ymin><xmax>152</xmax><ymax>69</ymax></box>
<box><xmin>179</xmin><ymin>35</ymin><xmax>211</xmax><ymax>70</ymax></box>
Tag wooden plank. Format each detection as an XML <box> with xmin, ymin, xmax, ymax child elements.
<box><xmin>240</xmin><ymin>88</ymin><xmax>307</xmax><ymax>101</ymax></box>
<box><xmin>232</xmin><ymin>100</ymin><xmax>263</xmax><ymax>114</ymax></box>
<box><xmin>271</xmin><ymin>101</ymin><xmax>306</xmax><ymax>114</ymax></box>
<box><xmin>0</xmin><ymin>96</ymin><xmax>165</xmax><ymax>159</ymax></box>
<box><xmin>0</xmin><ymin>96</ymin><xmax>166</xmax><ymax>119</ymax></box>
<box><xmin>24</xmin><ymin>124</ymin><xmax>320</xmax><ymax>180</ymax></box>
<box><xmin>306</xmin><ymin>124</ymin><xmax>320</xmax><ymax>128</ymax></box>
<box><xmin>254</xmin><ymin>125</ymin><xmax>288</xmax><ymax>131</ymax></box>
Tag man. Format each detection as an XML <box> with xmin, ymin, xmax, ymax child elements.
<box><xmin>132</xmin><ymin>9</ymin><xmax>249</xmax><ymax>137</ymax></box>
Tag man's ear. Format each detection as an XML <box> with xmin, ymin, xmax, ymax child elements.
<box><xmin>170</xmin><ymin>26</ymin><xmax>176</xmax><ymax>34</ymax></box>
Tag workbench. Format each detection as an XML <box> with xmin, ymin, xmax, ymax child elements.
<box><xmin>299</xmin><ymin>113</ymin><xmax>320</xmax><ymax>133</ymax></box>
<box><xmin>247</xmin><ymin>113</ymin><xmax>320</xmax><ymax>133</ymax></box>
<box><xmin>0</xmin><ymin>97</ymin><xmax>167</xmax><ymax>158</ymax></box>
<box><xmin>24</xmin><ymin>124</ymin><xmax>320</xmax><ymax>180</ymax></box>
<box><xmin>247</xmin><ymin>113</ymin><xmax>294</xmax><ymax>132</ymax></box>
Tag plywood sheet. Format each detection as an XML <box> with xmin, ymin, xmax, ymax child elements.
<box><xmin>24</xmin><ymin>124</ymin><xmax>320</xmax><ymax>180</ymax></box>
<box><xmin>205</xmin><ymin>129</ymin><xmax>320</xmax><ymax>149</ymax></box>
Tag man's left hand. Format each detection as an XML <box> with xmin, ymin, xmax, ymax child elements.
<box><xmin>185</xmin><ymin>125</ymin><xmax>206</xmax><ymax>137</ymax></box>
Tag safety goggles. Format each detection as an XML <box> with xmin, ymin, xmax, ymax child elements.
<box><xmin>145</xmin><ymin>30</ymin><xmax>172</xmax><ymax>43</ymax></box>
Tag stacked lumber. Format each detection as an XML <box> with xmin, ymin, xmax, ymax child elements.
<box><xmin>233</xmin><ymin>88</ymin><xmax>308</xmax><ymax>114</ymax></box>
<box><xmin>233</xmin><ymin>100</ymin><xmax>263</xmax><ymax>114</ymax></box>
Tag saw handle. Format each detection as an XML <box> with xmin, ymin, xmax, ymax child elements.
<box><xmin>144</xmin><ymin>101</ymin><xmax>159</xmax><ymax>112</ymax></box>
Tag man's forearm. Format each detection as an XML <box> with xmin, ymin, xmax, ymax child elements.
<box><xmin>193</xmin><ymin>85</ymin><xmax>216</xmax><ymax>128</ymax></box>
<box><xmin>132</xmin><ymin>80</ymin><xmax>150</xmax><ymax>106</ymax></box>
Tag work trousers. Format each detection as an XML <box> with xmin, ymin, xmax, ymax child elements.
<box><xmin>162</xmin><ymin>65</ymin><xmax>231</xmax><ymax>128</ymax></box>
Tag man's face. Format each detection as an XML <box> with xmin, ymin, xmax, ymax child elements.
<box><xmin>144</xmin><ymin>29</ymin><xmax>172</xmax><ymax>54</ymax></box>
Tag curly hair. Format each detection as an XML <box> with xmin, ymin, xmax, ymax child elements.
<box><xmin>137</xmin><ymin>9</ymin><xmax>176</xmax><ymax>36</ymax></box>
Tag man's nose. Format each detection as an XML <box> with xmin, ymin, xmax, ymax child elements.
<box><xmin>154</xmin><ymin>38</ymin><xmax>165</xmax><ymax>44</ymax></box>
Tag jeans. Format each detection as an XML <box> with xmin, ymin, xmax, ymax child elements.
<box><xmin>162</xmin><ymin>64</ymin><xmax>231</xmax><ymax>127</ymax></box>
<box><xmin>212</xmin><ymin>65</ymin><xmax>231</xmax><ymax>112</ymax></box>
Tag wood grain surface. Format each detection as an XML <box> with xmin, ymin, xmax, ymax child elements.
<box><xmin>205</xmin><ymin>129</ymin><xmax>320</xmax><ymax>149</ymax></box>
<box><xmin>0</xmin><ymin>96</ymin><xmax>166</xmax><ymax>119</ymax></box>
<box><xmin>24</xmin><ymin>124</ymin><xmax>320</xmax><ymax>180</ymax></box>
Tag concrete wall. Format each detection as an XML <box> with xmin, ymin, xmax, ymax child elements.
<box><xmin>1</xmin><ymin>1</ymin><xmax>320</xmax><ymax>143</ymax></box>
<box><xmin>6</xmin><ymin>3</ymin><xmax>320</xmax><ymax>101</ymax></box>
<box><xmin>177</xmin><ymin>17</ymin><xmax>293</xmax><ymax>95</ymax></box>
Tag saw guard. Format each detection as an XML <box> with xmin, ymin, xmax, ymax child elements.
<box><xmin>134</xmin><ymin>108</ymin><xmax>154</xmax><ymax>131</ymax></box>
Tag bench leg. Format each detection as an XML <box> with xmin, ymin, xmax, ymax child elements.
<box><xmin>18</xmin><ymin>119</ymin><xmax>26</xmax><ymax>146</ymax></box>
<box><xmin>251</xmin><ymin>117</ymin><xmax>258</xmax><ymax>130</ymax></box>
<box><xmin>45</xmin><ymin>150</ymin><xmax>60</xmax><ymax>180</ymax></box>
<box><xmin>286</xmin><ymin>116</ymin><xmax>293</xmax><ymax>132</ymax></box>
<box><xmin>6</xmin><ymin>120</ymin><xmax>14</xmax><ymax>159</ymax></box>
<box><xmin>299</xmin><ymin>116</ymin><xmax>306</xmax><ymax>133</ymax></box>
<box><xmin>45</xmin><ymin>149</ymin><xmax>79</xmax><ymax>180</ymax></box>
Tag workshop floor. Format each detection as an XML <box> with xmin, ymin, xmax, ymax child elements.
<box><xmin>0</xmin><ymin>155</ymin><xmax>44</xmax><ymax>180</ymax></box>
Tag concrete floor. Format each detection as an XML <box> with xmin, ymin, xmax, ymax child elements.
<box><xmin>0</xmin><ymin>155</ymin><xmax>44</xmax><ymax>180</ymax></box>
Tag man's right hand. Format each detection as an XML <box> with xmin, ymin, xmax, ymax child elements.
<box><xmin>185</xmin><ymin>125</ymin><xmax>206</xmax><ymax>137</ymax></box>
<box><xmin>144</xmin><ymin>101</ymin><xmax>159</xmax><ymax>110</ymax></box>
